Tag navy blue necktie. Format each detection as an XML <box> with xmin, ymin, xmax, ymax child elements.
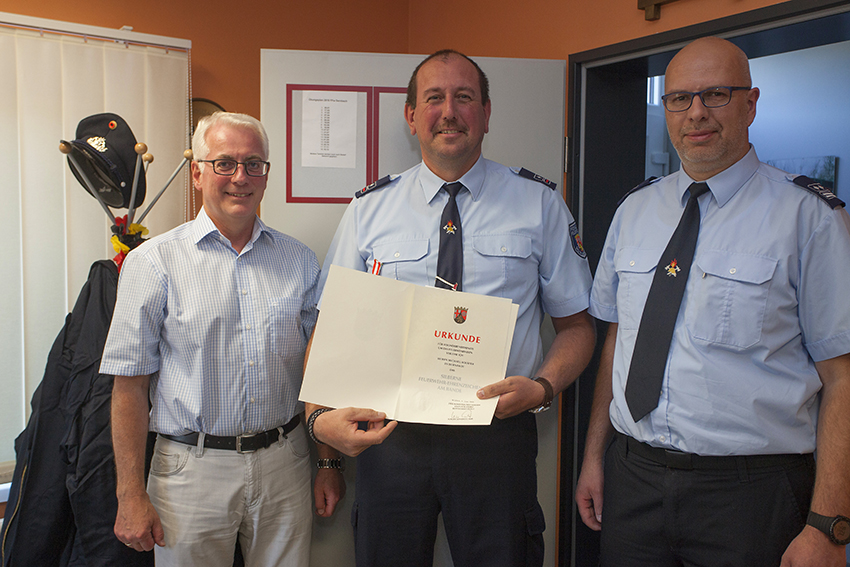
<box><xmin>435</xmin><ymin>182</ymin><xmax>464</xmax><ymax>291</ymax></box>
<box><xmin>625</xmin><ymin>182</ymin><xmax>710</xmax><ymax>422</ymax></box>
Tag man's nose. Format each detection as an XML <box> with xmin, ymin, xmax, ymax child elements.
<box><xmin>686</xmin><ymin>94</ymin><xmax>710</xmax><ymax>119</ymax></box>
<box><xmin>441</xmin><ymin>97</ymin><xmax>458</xmax><ymax>120</ymax></box>
<box><xmin>230</xmin><ymin>163</ymin><xmax>250</xmax><ymax>183</ymax></box>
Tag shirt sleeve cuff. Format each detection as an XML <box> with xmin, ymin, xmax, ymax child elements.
<box><xmin>588</xmin><ymin>300</ymin><xmax>618</xmax><ymax>323</ymax></box>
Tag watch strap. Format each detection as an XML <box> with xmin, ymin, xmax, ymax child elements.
<box><xmin>317</xmin><ymin>457</ymin><xmax>345</xmax><ymax>471</ymax></box>
<box><xmin>529</xmin><ymin>376</ymin><xmax>554</xmax><ymax>414</ymax></box>
<box><xmin>807</xmin><ymin>511</ymin><xmax>850</xmax><ymax>545</ymax></box>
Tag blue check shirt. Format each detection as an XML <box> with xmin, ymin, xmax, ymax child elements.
<box><xmin>101</xmin><ymin>208</ymin><xmax>320</xmax><ymax>436</ymax></box>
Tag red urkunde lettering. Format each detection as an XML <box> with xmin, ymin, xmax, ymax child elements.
<box><xmin>434</xmin><ymin>330</ymin><xmax>481</xmax><ymax>343</ymax></box>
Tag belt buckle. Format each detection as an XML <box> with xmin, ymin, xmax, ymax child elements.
<box><xmin>664</xmin><ymin>449</ymin><xmax>693</xmax><ymax>470</ymax></box>
<box><xmin>235</xmin><ymin>434</ymin><xmax>257</xmax><ymax>454</ymax></box>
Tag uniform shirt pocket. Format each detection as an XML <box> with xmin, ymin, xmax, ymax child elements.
<box><xmin>613</xmin><ymin>248</ymin><xmax>660</xmax><ymax>331</ymax></box>
<box><xmin>269</xmin><ymin>297</ymin><xmax>304</xmax><ymax>358</ymax></box>
<box><xmin>372</xmin><ymin>239</ymin><xmax>429</xmax><ymax>281</ymax></box>
<box><xmin>471</xmin><ymin>233</ymin><xmax>533</xmax><ymax>297</ymax></box>
<box><xmin>687</xmin><ymin>251</ymin><xmax>777</xmax><ymax>350</ymax></box>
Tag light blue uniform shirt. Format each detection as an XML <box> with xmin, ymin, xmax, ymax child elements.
<box><xmin>320</xmin><ymin>156</ymin><xmax>592</xmax><ymax>379</ymax></box>
<box><xmin>590</xmin><ymin>147</ymin><xmax>850</xmax><ymax>455</ymax></box>
<box><xmin>100</xmin><ymin>208</ymin><xmax>320</xmax><ymax>436</ymax></box>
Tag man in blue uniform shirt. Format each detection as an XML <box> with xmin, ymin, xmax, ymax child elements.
<box><xmin>101</xmin><ymin>112</ymin><xmax>344</xmax><ymax>567</ymax></box>
<box><xmin>305</xmin><ymin>50</ymin><xmax>595</xmax><ymax>566</ymax></box>
<box><xmin>576</xmin><ymin>37</ymin><xmax>850</xmax><ymax>567</ymax></box>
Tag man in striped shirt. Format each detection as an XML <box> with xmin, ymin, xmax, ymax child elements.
<box><xmin>101</xmin><ymin>112</ymin><xmax>343</xmax><ymax>567</ymax></box>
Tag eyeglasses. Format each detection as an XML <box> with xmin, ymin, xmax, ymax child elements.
<box><xmin>197</xmin><ymin>159</ymin><xmax>270</xmax><ymax>177</ymax></box>
<box><xmin>661</xmin><ymin>86</ymin><xmax>751</xmax><ymax>112</ymax></box>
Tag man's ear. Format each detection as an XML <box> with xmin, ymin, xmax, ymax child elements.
<box><xmin>745</xmin><ymin>87</ymin><xmax>759</xmax><ymax>127</ymax></box>
<box><xmin>404</xmin><ymin>103</ymin><xmax>417</xmax><ymax>136</ymax></box>
<box><xmin>191</xmin><ymin>160</ymin><xmax>202</xmax><ymax>191</ymax></box>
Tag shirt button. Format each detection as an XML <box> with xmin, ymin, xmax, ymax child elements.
<box><xmin>242</xmin><ymin>289</ymin><xmax>248</xmax><ymax>295</ymax></box>
<box><xmin>729</xmin><ymin>268</ymin><xmax>737</xmax><ymax>274</ymax></box>
<box><xmin>501</xmin><ymin>247</ymin><xmax>507</xmax><ymax>252</ymax></box>
<box><xmin>630</xmin><ymin>260</ymin><xmax>635</xmax><ymax>266</ymax></box>
<box><xmin>658</xmin><ymin>435</ymin><xmax>666</xmax><ymax>443</ymax></box>
<box><xmin>246</xmin><ymin>324</ymin><xmax>252</xmax><ymax>330</ymax></box>
<box><xmin>250</xmin><ymin>397</ymin><xmax>255</xmax><ymax>404</ymax></box>
<box><xmin>394</xmin><ymin>252</ymin><xmax>400</xmax><ymax>258</ymax></box>
<box><xmin>249</xmin><ymin>360</ymin><xmax>255</xmax><ymax>367</ymax></box>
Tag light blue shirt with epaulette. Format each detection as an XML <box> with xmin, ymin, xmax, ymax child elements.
<box><xmin>320</xmin><ymin>156</ymin><xmax>593</xmax><ymax>379</ymax></box>
<box><xmin>590</xmin><ymin>146</ymin><xmax>850</xmax><ymax>455</ymax></box>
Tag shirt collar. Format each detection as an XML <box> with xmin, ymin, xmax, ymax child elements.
<box><xmin>191</xmin><ymin>207</ymin><xmax>268</xmax><ymax>249</ymax></box>
<box><xmin>677</xmin><ymin>145</ymin><xmax>759</xmax><ymax>208</ymax></box>
<box><xmin>418</xmin><ymin>155</ymin><xmax>487</xmax><ymax>204</ymax></box>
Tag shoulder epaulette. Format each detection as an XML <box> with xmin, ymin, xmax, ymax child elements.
<box><xmin>617</xmin><ymin>176</ymin><xmax>659</xmax><ymax>207</ymax></box>
<box><xmin>511</xmin><ymin>167</ymin><xmax>557</xmax><ymax>190</ymax></box>
<box><xmin>354</xmin><ymin>175</ymin><xmax>398</xmax><ymax>199</ymax></box>
<box><xmin>792</xmin><ymin>175</ymin><xmax>845</xmax><ymax>209</ymax></box>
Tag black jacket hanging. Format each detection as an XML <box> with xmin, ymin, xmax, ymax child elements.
<box><xmin>1</xmin><ymin>260</ymin><xmax>153</xmax><ymax>567</ymax></box>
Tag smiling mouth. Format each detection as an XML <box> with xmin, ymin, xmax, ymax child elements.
<box><xmin>226</xmin><ymin>192</ymin><xmax>252</xmax><ymax>197</ymax></box>
<box><xmin>684</xmin><ymin>130</ymin><xmax>717</xmax><ymax>142</ymax></box>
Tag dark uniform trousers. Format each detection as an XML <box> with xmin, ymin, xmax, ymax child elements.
<box><xmin>352</xmin><ymin>412</ymin><xmax>545</xmax><ymax>567</ymax></box>
<box><xmin>600</xmin><ymin>433</ymin><xmax>815</xmax><ymax>567</ymax></box>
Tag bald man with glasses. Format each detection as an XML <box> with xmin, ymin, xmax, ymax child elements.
<box><xmin>576</xmin><ymin>37</ymin><xmax>850</xmax><ymax>567</ymax></box>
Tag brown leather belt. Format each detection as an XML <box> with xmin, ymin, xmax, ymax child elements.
<box><xmin>160</xmin><ymin>415</ymin><xmax>300</xmax><ymax>453</ymax></box>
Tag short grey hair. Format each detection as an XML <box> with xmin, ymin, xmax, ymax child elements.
<box><xmin>192</xmin><ymin>112</ymin><xmax>269</xmax><ymax>169</ymax></box>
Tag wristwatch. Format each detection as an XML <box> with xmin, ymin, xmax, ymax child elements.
<box><xmin>806</xmin><ymin>511</ymin><xmax>850</xmax><ymax>545</ymax></box>
<box><xmin>317</xmin><ymin>458</ymin><xmax>345</xmax><ymax>472</ymax></box>
<box><xmin>528</xmin><ymin>377</ymin><xmax>554</xmax><ymax>414</ymax></box>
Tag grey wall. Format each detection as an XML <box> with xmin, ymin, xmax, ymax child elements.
<box><xmin>748</xmin><ymin>41</ymin><xmax>850</xmax><ymax>202</ymax></box>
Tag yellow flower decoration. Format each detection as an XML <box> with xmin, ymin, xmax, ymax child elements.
<box><xmin>127</xmin><ymin>223</ymin><xmax>149</xmax><ymax>236</ymax></box>
<box><xmin>111</xmin><ymin>223</ymin><xmax>149</xmax><ymax>254</ymax></box>
<box><xmin>111</xmin><ymin>235</ymin><xmax>129</xmax><ymax>254</ymax></box>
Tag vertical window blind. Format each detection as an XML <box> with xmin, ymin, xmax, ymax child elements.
<box><xmin>0</xmin><ymin>11</ymin><xmax>191</xmax><ymax>463</ymax></box>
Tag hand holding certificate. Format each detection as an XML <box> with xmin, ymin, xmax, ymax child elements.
<box><xmin>300</xmin><ymin>266</ymin><xmax>518</xmax><ymax>425</ymax></box>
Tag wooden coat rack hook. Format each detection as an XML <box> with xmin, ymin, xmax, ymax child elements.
<box><xmin>639</xmin><ymin>0</ymin><xmax>681</xmax><ymax>21</ymax></box>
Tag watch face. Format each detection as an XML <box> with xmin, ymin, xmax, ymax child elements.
<box><xmin>833</xmin><ymin>518</ymin><xmax>850</xmax><ymax>543</ymax></box>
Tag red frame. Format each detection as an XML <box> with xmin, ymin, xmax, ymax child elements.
<box><xmin>285</xmin><ymin>84</ymin><xmax>407</xmax><ymax>204</ymax></box>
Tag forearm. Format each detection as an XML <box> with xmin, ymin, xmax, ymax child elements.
<box><xmin>583</xmin><ymin>322</ymin><xmax>617</xmax><ymax>462</ymax></box>
<box><xmin>779</xmin><ymin>354</ymin><xmax>850</xmax><ymax>565</ymax></box>
<box><xmin>810</xmin><ymin>353</ymin><xmax>850</xmax><ymax>516</ymax></box>
<box><xmin>479</xmin><ymin>310</ymin><xmax>595</xmax><ymax>418</ymax></box>
<box><xmin>112</xmin><ymin>375</ymin><xmax>152</xmax><ymax>500</ymax></box>
<box><xmin>303</xmin><ymin>326</ymin><xmax>331</xmax><ymax>445</ymax></box>
<box><xmin>537</xmin><ymin>310</ymin><xmax>596</xmax><ymax>395</ymax></box>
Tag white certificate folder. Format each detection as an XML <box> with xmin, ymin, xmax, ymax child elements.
<box><xmin>300</xmin><ymin>265</ymin><xmax>518</xmax><ymax>425</ymax></box>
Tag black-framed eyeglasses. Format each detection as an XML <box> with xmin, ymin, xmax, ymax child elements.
<box><xmin>197</xmin><ymin>159</ymin><xmax>270</xmax><ymax>177</ymax></box>
<box><xmin>661</xmin><ymin>86</ymin><xmax>751</xmax><ymax>112</ymax></box>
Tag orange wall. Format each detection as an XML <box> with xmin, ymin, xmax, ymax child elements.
<box><xmin>1</xmin><ymin>0</ymin><xmax>786</xmax><ymax>118</ymax></box>
<box><xmin>408</xmin><ymin>0</ymin><xmax>786</xmax><ymax>60</ymax></box>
